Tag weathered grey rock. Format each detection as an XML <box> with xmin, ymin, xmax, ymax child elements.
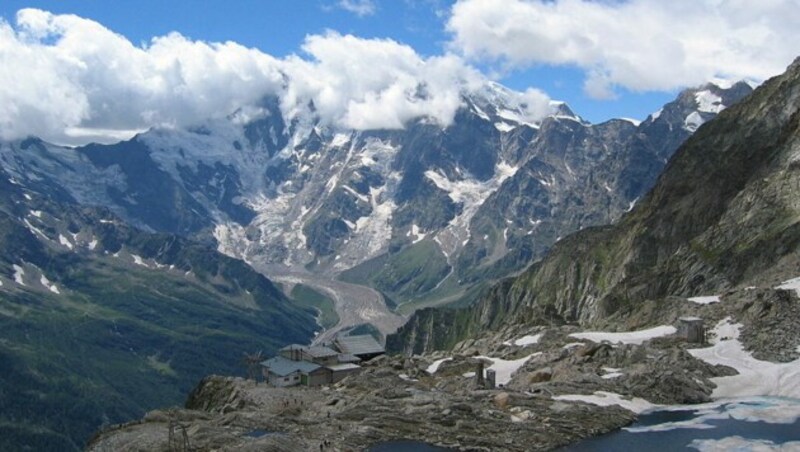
<box><xmin>528</xmin><ymin>367</ymin><xmax>554</xmax><ymax>383</ymax></box>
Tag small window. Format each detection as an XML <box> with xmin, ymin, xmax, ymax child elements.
<box><xmin>294</xmin><ymin>376</ymin><xmax>299</xmax><ymax>380</ymax></box>
<box><xmin>284</xmin><ymin>377</ymin><xmax>289</xmax><ymax>382</ymax></box>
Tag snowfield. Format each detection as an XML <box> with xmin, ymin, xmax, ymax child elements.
<box><xmin>688</xmin><ymin>317</ymin><xmax>800</xmax><ymax>399</ymax></box>
<box><xmin>553</xmin><ymin>391</ymin><xmax>656</xmax><ymax>414</ymax></box>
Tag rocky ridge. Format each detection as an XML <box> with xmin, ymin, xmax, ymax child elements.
<box><xmin>87</xmin><ymin>280</ymin><xmax>800</xmax><ymax>451</ymax></box>
<box><xmin>389</xmin><ymin>58</ymin><xmax>800</xmax><ymax>354</ymax></box>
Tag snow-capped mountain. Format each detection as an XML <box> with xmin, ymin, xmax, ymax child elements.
<box><xmin>0</xmin><ymin>80</ymin><xmax>753</xmax><ymax>306</ymax></box>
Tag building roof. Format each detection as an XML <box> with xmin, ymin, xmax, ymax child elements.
<box><xmin>279</xmin><ymin>344</ymin><xmax>339</xmax><ymax>359</ymax></box>
<box><xmin>679</xmin><ymin>316</ymin><xmax>704</xmax><ymax>322</ymax></box>
<box><xmin>334</xmin><ymin>334</ymin><xmax>385</xmax><ymax>356</ymax></box>
<box><xmin>279</xmin><ymin>344</ymin><xmax>307</xmax><ymax>352</ymax></box>
<box><xmin>260</xmin><ymin>356</ymin><xmax>320</xmax><ymax>377</ymax></box>
<box><xmin>306</xmin><ymin>345</ymin><xmax>339</xmax><ymax>358</ymax></box>
<box><xmin>337</xmin><ymin>353</ymin><xmax>362</xmax><ymax>363</ymax></box>
<box><xmin>326</xmin><ymin>363</ymin><xmax>361</xmax><ymax>372</ymax></box>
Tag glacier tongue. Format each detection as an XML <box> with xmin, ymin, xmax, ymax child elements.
<box><xmin>427</xmin><ymin>161</ymin><xmax>519</xmax><ymax>260</ymax></box>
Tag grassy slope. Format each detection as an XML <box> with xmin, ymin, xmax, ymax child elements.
<box><xmin>290</xmin><ymin>284</ymin><xmax>339</xmax><ymax>330</ymax></box>
<box><xmin>0</xmin><ymin>176</ymin><xmax>316</xmax><ymax>450</ymax></box>
<box><xmin>339</xmin><ymin>240</ymin><xmax>452</xmax><ymax>309</ymax></box>
<box><xmin>0</xmin><ymin>257</ymin><xmax>313</xmax><ymax>450</ymax></box>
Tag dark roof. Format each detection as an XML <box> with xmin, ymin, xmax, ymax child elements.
<box><xmin>334</xmin><ymin>335</ymin><xmax>385</xmax><ymax>356</ymax></box>
<box><xmin>260</xmin><ymin>356</ymin><xmax>320</xmax><ymax>377</ymax></box>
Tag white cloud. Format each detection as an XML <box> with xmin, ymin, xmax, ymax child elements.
<box><xmin>448</xmin><ymin>0</ymin><xmax>800</xmax><ymax>98</ymax></box>
<box><xmin>0</xmin><ymin>8</ymin><xmax>527</xmax><ymax>145</ymax></box>
<box><xmin>0</xmin><ymin>9</ymin><xmax>285</xmax><ymax>144</ymax></box>
<box><xmin>336</xmin><ymin>0</ymin><xmax>377</xmax><ymax>17</ymax></box>
<box><xmin>283</xmin><ymin>32</ymin><xmax>485</xmax><ymax>130</ymax></box>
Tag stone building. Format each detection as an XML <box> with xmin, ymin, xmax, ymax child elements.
<box><xmin>677</xmin><ymin>317</ymin><xmax>705</xmax><ymax>343</ymax></box>
<box><xmin>261</xmin><ymin>336</ymin><xmax>381</xmax><ymax>387</ymax></box>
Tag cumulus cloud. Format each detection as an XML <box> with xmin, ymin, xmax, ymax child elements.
<box><xmin>0</xmin><ymin>8</ymin><xmax>531</xmax><ymax>145</ymax></box>
<box><xmin>336</xmin><ymin>0</ymin><xmax>377</xmax><ymax>17</ymax></box>
<box><xmin>447</xmin><ymin>0</ymin><xmax>800</xmax><ymax>98</ymax></box>
<box><xmin>0</xmin><ymin>9</ymin><xmax>286</xmax><ymax>144</ymax></box>
<box><xmin>283</xmin><ymin>32</ymin><xmax>484</xmax><ymax>130</ymax></box>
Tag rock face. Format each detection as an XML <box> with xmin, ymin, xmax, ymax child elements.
<box><xmin>89</xmin><ymin>305</ymin><xmax>760</xmax><ymax>452</ymax></box>
<box><xmin>0</xmin><ymin>82</ymin><xmax>750</xmax><ymax>309</ymax></box>
<box><xmin>389</xmin><ymin>58</ymin><xmax>800</xmax><ymax>355</ymax></box>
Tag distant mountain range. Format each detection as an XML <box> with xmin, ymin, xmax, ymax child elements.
<box><xmin>0</xmin><ymin>80</ymin><xmax>752</xmax><ymax>312</ymax></box>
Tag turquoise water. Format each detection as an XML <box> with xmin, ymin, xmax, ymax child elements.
<box><xmin>562</xmin><ymin>397</ymin><xmax>800</xmax><ymax>451</ymax></box>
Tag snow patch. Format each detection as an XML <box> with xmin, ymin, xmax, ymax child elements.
<box><xmin>504</xmin><ymin>333</ymin><xmax>542</xmax><ymax>347</ymax></box>
<box><xmin>601</xmin><ymin>367</ymin><xmax>624</xmax><ymax>379</ymax></box>
<box><xmin>688</xmin><ymin>317</ymin><xmax>800</xmax><ymax>399</ymax></box>
<box><xmin>29</xmin><ymin>210</ymin><xmax>42</xmax><ymax>218</ymax></box>
<box><xmin>569</xmin><ymin>325</ymin><xmax>676</xmax><ymax>345</ymax></box>
<box><xmin>777</xmin><ymin>276</ymin><xmax>800</xmax><ymax>296</ymax></box>
<box><xmin>58</xmin><ymin>234</ymin><xmax>74</xmax><ymax>250</ymax></box>
<box><xmin>684</xmin><ymin>111</ymin><xmax>705</xmax><ymax>132</ymax></box>
<box><xmin>691</xmin><ymin>436</ymin><xmax>800</xmax><ymax>452</ymax></box>
<box><xmin>650</xmin><ymin>109</ymin><xmax>663</xmax><ymax>121</ymax></box>
<box><xmin>695</xmin><ymin>90</ymin><xmax>725</xmax><ymax>114</ymax></box>
<box><xmin>40</xmin><ymin>274</ymin><xmax>60</xmax><ymax>294</ymax></box>
<box><xmin>342</xmin><ymin>185</ymin><xmax>369</xmax><ymax>203</ymax></box>
<box><xmin>131</xmin><ymin>254</ymin><xmax>148</xmax><ymax>267</ymax></box>
<box><xmin>330</xmin><ymin>133</ymin><xmax>351</xmax><ymax>148</ymax></box>
<box><xmin>553</xmin><ymin>391</ymin><xmax>656</xmax><ymax>414</ymax></box>
<box><xmin>688</xmin><ymin>295</ymin><xmax>721</xmax><ymax>305</ymax></box>
<box><xmin>88</xmin><ymin>239</ymin><xmax>98</xmax><ymax>250</ymax></box>
<box><xmin>408</xmin><ymin>224</ymin><xmax>426</xmax><ymax>244</ymax></box>
<box><xmin>476</xmin><ymin>352</ymin><xmax>541</xmax><ymax>386</ymax></box>
<box><xmin>23</xmin><ymin>219</ymin><xmax>49</xmax><ymax>240</ymax></box>
<box><xmin>426</xmin><ymin>357</ymin><xmax>453</xmax><ymax>374</ymax></box>
<box><xmin>12</xmin><ymin>264</ymin><xmax>25</xmax><ymax>285</ymax></box>
<box><xmin>626</xmin><ymin>197</ymin><xmax>639</xmax><ymax>212</ymax></box>
<box><xmin>494</xmin><ymin>122</ymin><xmax>515</xmax><ymax>132</ymax></box>
<box><xmin>471</xmin><ymin>104</ymin><xmax>491</xmax><ymax>121</ymax></box>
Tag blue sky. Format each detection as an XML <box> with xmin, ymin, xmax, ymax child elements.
<box><xmin>0</xmin><ymin>0</ymin><xmax>677</xmax><ymax>124</ymax></box>
<box><xmin>1</xmin><ymin>1</ymin><xmax>796</xmax><ymax>145</ymax></box>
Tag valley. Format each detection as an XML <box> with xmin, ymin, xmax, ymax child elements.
<box><xmin>2</xmin><ymin>3</ymin><xmax>797</xmax><ymax>451</ymax></box>
<box><xmin>256</xmin><ymin>263</ymin><xmax>406</xmax><ymax>343</ymax></box>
